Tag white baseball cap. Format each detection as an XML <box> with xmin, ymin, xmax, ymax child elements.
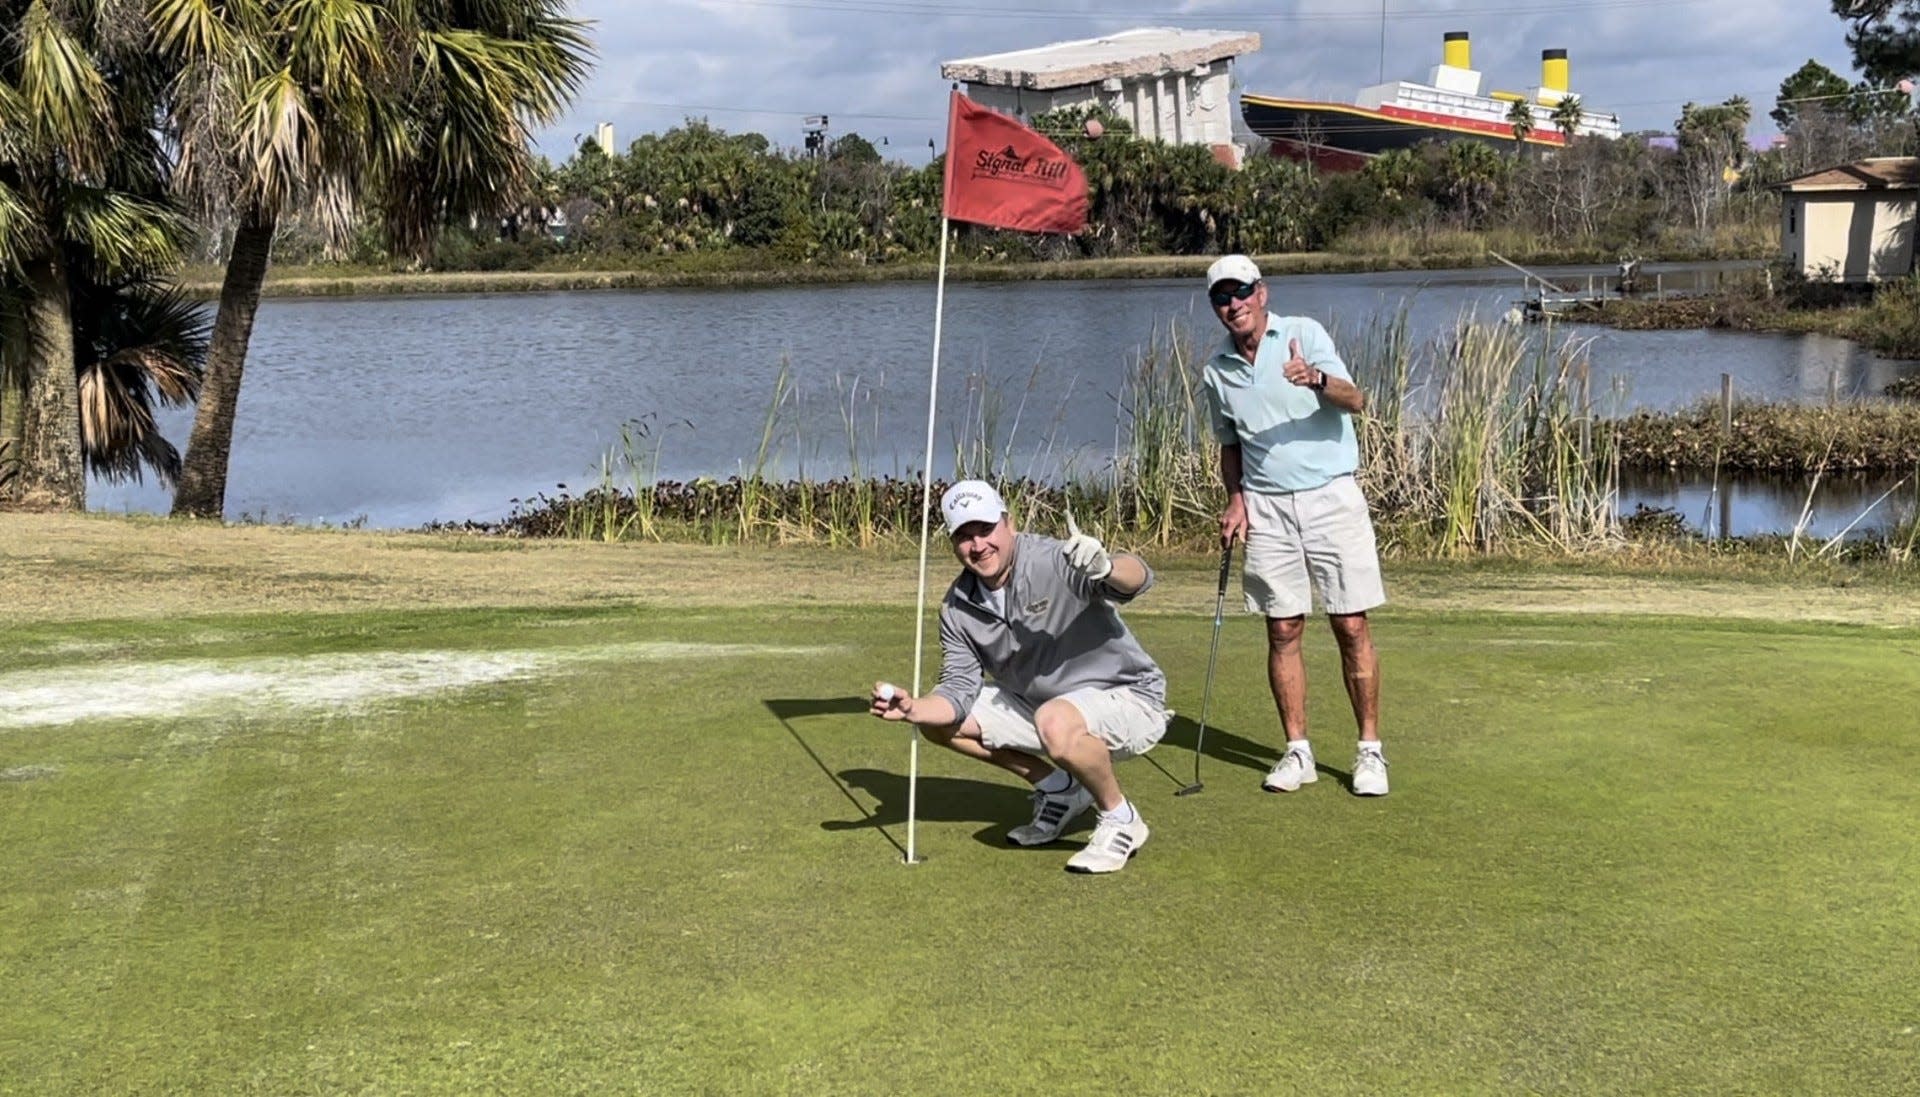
<box><xmin>1206</xmin><ymin>254</ymin><xmax>1262</xmax><ymax>290</ymax></box>
<box><xmin>941</xmin><ymin>479</ymin><xmax>1006</xmax><ymax>531</ymax></box>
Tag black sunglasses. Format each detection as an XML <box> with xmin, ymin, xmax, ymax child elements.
<box><xmin>1209</xmin><ymin>281</ymin><xmax>1260</xmax><ymax>308</ymax></box>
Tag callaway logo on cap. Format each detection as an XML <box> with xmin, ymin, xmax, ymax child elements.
<box><xmin>941</xmin><ymin>479</ymin><xmax>1007</xmax><ymax>530</ymax></box>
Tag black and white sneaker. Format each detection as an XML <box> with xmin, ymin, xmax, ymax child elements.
<box><xmin>1065</xmin><ymin>814</ymin><xmax>1149</xmax><ymax>874</ymax></box>
<box><xmin>1006</xmin><ymin>783</ymin><xmax>1094</xmax><ymax>846</ymax></box>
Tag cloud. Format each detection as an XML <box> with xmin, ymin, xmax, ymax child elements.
<box><xmin>541</xmin><ymin>0</ymin><xmax>1872</xmax><ymax>158</ymax></box>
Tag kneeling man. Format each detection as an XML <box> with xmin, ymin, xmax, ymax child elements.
<box><xmin>871</xmin><ymin>480</ymin><xmax>1168</xmax><ymax>874</ymax></box>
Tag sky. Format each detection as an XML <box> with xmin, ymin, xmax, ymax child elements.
<box><xmin>536</xmin><ymin>0</ymin><xmax>1883</xmax><ymax>164</ymax></box>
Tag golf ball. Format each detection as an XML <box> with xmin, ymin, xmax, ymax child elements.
<box><xmin>878</xmin><ymin>683</ymin><xmax>897</xmax><ymax>701</ymax></box>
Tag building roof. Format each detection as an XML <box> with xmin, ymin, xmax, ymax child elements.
<box><xmin>1777</xmin><ymin>156</ymin><xmax>1920</xmax><ymax>193</ymax></box>
<box><xmin>940</xmin><ymin>27</ymin><xmax>1261</xmax><ymax>91</ymax></box>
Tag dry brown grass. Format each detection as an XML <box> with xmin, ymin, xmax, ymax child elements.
<box><xmin>6</xmin><ymin>512</ymin><xmax>1920</xmax><ymax>629</ymax></box>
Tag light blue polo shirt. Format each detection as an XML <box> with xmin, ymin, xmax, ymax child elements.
<box><xmin>1201</xmin><ymin>313</ymin><xmax>1358</xmax><ymax>494</ymax></box>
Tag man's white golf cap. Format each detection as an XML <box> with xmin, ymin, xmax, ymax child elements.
<box><xmin>941</xmin><ymin>479</ymin><xmax>1006</xmax><ymax>531</ymax></box>
<box><xmin>1206</xmin><ymin>254</ymin><xmax>1262</xmax><ymax>290</ymax></box>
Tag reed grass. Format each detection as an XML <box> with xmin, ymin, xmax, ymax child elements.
<box><xmin>508</xmin><ymin>308</ymin><xmax>1677</xmax><ymax>562</ymax></box>
<box><xmin>1353</xmin><ymin>312</ymin><xmax>1620</xmax><ymax>555</ymax></box>
<box><xmin>1104</xmin><ymin>322</ymin><xmax>1220</xmax><ymax>544</ymax></box>
<box><xmin>832</xmin><ymin>374</ymin><xmax>881</xmax><ymax>548</ymax></box>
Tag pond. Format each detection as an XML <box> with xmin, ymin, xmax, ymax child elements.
<box><xmin>90</xmin><ymin>262</ymin><xmax>1920</xmax><ymax>539</ymax></box>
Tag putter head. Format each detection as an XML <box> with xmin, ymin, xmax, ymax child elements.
<box><xmin>1174</xmin><ymin>782</ymin><xmax>1204</xmax><ymax>797</ymax></box>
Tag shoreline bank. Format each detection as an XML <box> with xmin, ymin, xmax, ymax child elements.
<box><xmin>177</xmin><ymin>248</ymin><xmax>1762</xmax><ymax>299</ymax></box>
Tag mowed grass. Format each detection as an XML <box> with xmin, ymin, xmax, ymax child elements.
<box><xmin>2</xmin><ymin>602</ymin><xmax>1917</xmax><ymax>1094</ymax></box>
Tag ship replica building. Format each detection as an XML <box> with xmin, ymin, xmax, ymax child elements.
<box><xmin>941</xmin><ymin>27</ymin><xmax>1261</xmax><ymax>168</ymax></box>
<box><xmin>1242</xmin><ymin>31</ymin><xmax>1622</xmax><ymax>170</ymax></box>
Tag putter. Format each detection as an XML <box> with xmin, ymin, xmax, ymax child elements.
<box><xmin>1176</xmin><ymin>538</ymin><xmax>1235</xmax><ymax>796</ymax></box>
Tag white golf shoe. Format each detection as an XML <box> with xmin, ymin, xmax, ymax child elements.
<box><xmin>1065</xmin><ymin>813</ymin><xmax>1149</xmax><ymax>874</ymax></box>
<box><xmin>1262</xmin><ymin>748</ymin><xmax>1317</xmax><ymax>792</ymax></box>
<box><xmin>1006</xmin><ymin>782</ymin><xmax>1095</xmax><ymax>847</ymax></box>
<box><xmin>1352</xmin><ymin>748</ymin><xmax>1390</xmax><ymax>796</ymax></box>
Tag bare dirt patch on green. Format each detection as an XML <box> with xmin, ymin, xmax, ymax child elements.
<box><xmin>5</xmin><ymin>512</ymin><xmax>1918</xmax><ymax>627</ymax></box>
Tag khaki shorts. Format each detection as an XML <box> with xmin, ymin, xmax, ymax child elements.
<box><xmin>970</xmin><ymin>685</ymin><xmax>1167</xmax><ymax>761</ymax></box>
<box><xmin>1243</xmin><ymin>476</ymin><xmax>1386</xmax><ymax>618</ymax></box>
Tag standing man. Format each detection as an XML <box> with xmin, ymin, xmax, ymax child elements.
<box><xmin>870</xmin><ymin>480</ymin><xmax>1169</xmax><ymax>874</ymax></box>
<box><xmin>1199</xmin><ymin>255</ymin><xmax>1389</xmax><ymax>797</ymax></box>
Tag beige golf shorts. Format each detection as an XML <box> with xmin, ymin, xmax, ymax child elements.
<box><xmin>1243</xmin><ymin>476</ymin><xmax>1386</xmax><ymax>618</ymax></box>
<box><xmin>970</xmin><ymin>685</ymin><xmax>1167</xmax><ymax>761</ymax></box>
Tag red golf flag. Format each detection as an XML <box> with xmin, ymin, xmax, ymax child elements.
<box><xmin>941</xmin><ymin>92</ymin><xmax>1088</xmax><ymax>235</ymax></box>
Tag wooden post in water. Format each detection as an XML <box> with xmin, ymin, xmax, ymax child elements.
<box><xmin>1656</xmin><ymin>273</ymin><xmax>1664</xmax><ymax>299</ymax></box>
<box><xmin>1828</xmin><ymin>368</ymin><xmax>1840</xmax><ymax>405</ymax></box>
<box><xmin>1721</xmin><ymin>374</ymin><xmax>1734</xmax><ymax>433</ymax></box>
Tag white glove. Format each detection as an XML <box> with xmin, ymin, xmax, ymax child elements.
<box><xmin>1061</xmin><ymin>513</ymin><xmax>1113</xmax><ymax>581</ymax></box>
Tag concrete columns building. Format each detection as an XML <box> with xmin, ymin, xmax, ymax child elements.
<box><xmin>941</xmin><ymin>27</ymin><xmax>1261</xmax><ymax>167</ymax></box>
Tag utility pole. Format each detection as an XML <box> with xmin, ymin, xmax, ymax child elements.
<box><xmin>1378</xmin><ymin>0</ymin><xmax>1387</xmax><ymax>83</ymax></box>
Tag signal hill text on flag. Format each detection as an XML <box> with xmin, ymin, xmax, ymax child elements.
<box><xmin>941</xmin><ymin>92</ymin><xmax>1089</xmax><ymax>235</ymax></box>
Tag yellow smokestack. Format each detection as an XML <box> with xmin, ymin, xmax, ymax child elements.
<box><xmin>1541</xmin><ymin>49</ymin><xmax>1569</xmax><ymax>96</ymax></box>
<box><xmin>1444</xmin><ymin>31</ymin><xmax>1470</xmax><ymax>71</ymax></box>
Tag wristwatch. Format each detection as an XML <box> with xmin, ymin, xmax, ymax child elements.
<box><xmin>1309</xmin><ymin>369</ymin><xmax>1329</xmax><ymax>393</ymax></box>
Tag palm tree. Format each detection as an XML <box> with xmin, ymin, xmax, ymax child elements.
<box><xmin>156</xmin><ymin>0</ymin><xmax>592</xmax><ymax>519</ymax></box>
<box><xmin>1</xmin><ymin>0</ymin><xmax>188</xmax><ymax>508</ymax></box>
<box><xmin>1364</xmin><ymin>148</ymin><xmax>1423</xmax><ymax>202</ymax></box>
<box><xmin>1550</xmin><ymin>95</ymin><xmax>1585</xmax><ymax>146</ymax></box>
<box><xmin>1437</xmin><ymin>141</ymin><xmax>1510</xmax><ymax>225</ymax></box>
<box><xmin>1507</xmin><ymin>98</ymin><xmax>1536</xmax><ymax>152</ymax></box>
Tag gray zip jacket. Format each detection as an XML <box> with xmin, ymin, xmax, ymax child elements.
<box><xmin>930</xmin><ymin>531</ymin><xmax>1167</xmax><ymax>722</ymax></box>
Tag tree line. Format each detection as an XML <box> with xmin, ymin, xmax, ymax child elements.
<box><xmin>394</xmin><ymin>78</ymin><xmax>1911</xmax><ymax>276</ymax></box>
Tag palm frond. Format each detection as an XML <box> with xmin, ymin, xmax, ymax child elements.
<box><xmin>237</xmin><ymin>64</ymin><xmax>322</xmax><ymax>211</ymax></box>
<box><xmin>72</xmin><ymin>280</ymin><xmax>209</xmax><ymax>485</ymax></box>
<box><xmin>0</xmin><ymin>176</ymin><xmax>47</xmax><ymax>278</ymax></box>
<box><xmin>149</xmin><ymin>0</ymin><xmax>241</xmax><ymax>59</ymax></box>
<box><xmin>17</xmin><ymin>1</ymin><xmax>116</xmax><ymax>174</ymax></box>
<box><xmin>0</xmin><ymin>80</ymin><xmax>26</xmax><ymax>160</ymax></box>
<box><xmin>58</xmin><ymin>185</ymin><xmax>192</xmax><ymax>279</ymax></box>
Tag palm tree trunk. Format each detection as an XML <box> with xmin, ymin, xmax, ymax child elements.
<box><xmin>1</xmin><ymin>303</ymin><xmax>26</xmax><ymax>500</ymax></box>
<box><xmin>172</xmin><ymin>206</ymin><xmax>276</xmax><ymax>519</ymax></box>
<box><xmin>16</xmin><ymin>252</ymin><xmax>86</xmax><ymax>509</ymax></box>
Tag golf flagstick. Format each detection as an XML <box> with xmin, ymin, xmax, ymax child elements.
<box><xmin>902</xmin><ymin>91</ymin><xmax>1086</xmax><ymax>863</ymax></box>
<box><xmin>903</xmin><ymin>216</ymin><xmax>951</xmax><ymax>866</ymax></box>
<box><xmin>899</xmin><ymin>91</ymin><xmax>985</xmax><ymax>867</ymax></box>
<box><xmin>1177</xmin><ymin>538</ymin><xmax>1235</xmax><ymax>796</ymax></box>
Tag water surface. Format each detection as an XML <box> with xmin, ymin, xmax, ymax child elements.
<box><xmin>90</xmin><ymin>263</ymin><xmax>1919</xmax><ymax>538</ymax></box>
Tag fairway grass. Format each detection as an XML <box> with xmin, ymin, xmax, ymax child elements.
<box><xmin>3</xmin><ymin>596</ymin><xmax>1917</xmax><ymax>1094</ymax></box>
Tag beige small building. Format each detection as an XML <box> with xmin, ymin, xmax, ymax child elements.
<box><xmin>1776</xmin><ymin>157</ymin><xmax>1918</xmax><ymax>283</ymax></box>
<box><xmin>941</xmin><ymin>27</ymin><xmax>1260</xmax><ymax>167</ymax></box>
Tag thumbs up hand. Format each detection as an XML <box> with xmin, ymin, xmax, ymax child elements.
<box><xmin>1061</xmin><ymin>512</ymin><xmax>1113</xmax><ymax>582</ymax></box>
<box><xmin>1283</xmin><ymin>337</ymin><xmax>1319</xmax><ymax>388</ymax></box>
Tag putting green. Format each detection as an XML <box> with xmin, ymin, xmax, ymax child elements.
<box><xmin>2</xmin><ymin>604</ymin><xmax>1915</xmax><ymax>1093</ymax></box>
